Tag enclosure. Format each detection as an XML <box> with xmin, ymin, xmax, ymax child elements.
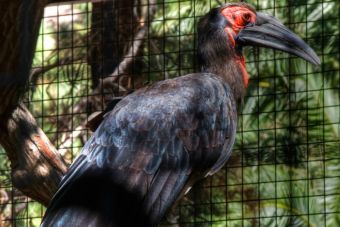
<box><xmin>0</xmin><ymin>0</ymin><xmax>339</xmax><ymax>226</ymax></box>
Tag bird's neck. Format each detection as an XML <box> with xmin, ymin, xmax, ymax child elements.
<box><xmin>196</xmin><ymin>19</ymin><xmax>248</xmax><ymax>105</ymax></box>
<box><xmin>199</xmin><ymin>54</ymin><xmax>247</xmax><ymax>106</ymax></box>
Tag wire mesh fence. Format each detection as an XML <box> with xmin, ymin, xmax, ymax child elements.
<box><xmin>0</xmin><ymin>0</ymin><xmax>339</xmax><ymax>226</ymax></box>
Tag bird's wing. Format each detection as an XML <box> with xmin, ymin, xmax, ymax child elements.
<box><xmin>42</xmin><ymin>73</ymin><xmax>237</xmax><ymax>227</ymax></box>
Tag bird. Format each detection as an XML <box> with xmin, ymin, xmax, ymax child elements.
<box><xmin>41</xmin><ymin>3</ymin><xmax>320</xmax><ymax>227</ymax></box>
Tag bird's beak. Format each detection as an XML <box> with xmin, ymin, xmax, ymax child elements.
<box><xmin>236</xmin><ymin>12</ymin><xmax>320</xmax><ymax>65</ymax></box>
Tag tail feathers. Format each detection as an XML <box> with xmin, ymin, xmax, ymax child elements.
<box><xmin>42</xmin><ymin>162</ymin><xmax>190</xmax><ymax>227</ymax></box>
<box><xmin>41</xmin><ymin>197</ymin><xmax>153</xmax><ymax>227</ymax></box>
<box><xmin>41</xmin><ymin>171</ymin><xmax>153</xmax><ymax>227</ymax></box>
<box><xmin>41</xmin><ymin>207</ymin><xmax>112</xmax><ymax>227</ymax></box>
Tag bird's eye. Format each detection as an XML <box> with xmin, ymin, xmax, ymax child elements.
<box><xmin>242</xmin><ymin>13</ymin><xmax>251</xmax><ymax>23</ymax></box>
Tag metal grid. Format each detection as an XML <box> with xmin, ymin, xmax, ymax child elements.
<box><xmin>0</xmin><ymin>0</ymin><xmax>339</xmax><ymax>226</ymax></box>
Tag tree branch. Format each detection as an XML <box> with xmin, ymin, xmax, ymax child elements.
<box><xmin>0</xmin><ymin>104</ymin><xmax>67</xmax><ymax>206</ymax></box>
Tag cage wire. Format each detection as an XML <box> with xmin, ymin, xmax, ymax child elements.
<box><xmin>0</xmin><ymin>0</ymin><xmax>339</xmax><ymax>226</ymax></box>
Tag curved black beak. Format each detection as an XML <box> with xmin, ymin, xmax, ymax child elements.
<box><xmin>236</xmin><ymin>12</ymin><xmax>320</xmax><ymax>65</ymax></box>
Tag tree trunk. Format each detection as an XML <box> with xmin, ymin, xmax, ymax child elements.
<box><xmin>0</xmin><ymin>0</ymin><xmax>67</xmax><ymax>206</ymax></box>
<box><xmin>89</xmin><ymin>0</ymin><xmax>149</xmax><ymax>99</ymax></box>
<box><xmin>86</xmin><ymin>0</ymin><xmax>156</xmax><ymax>120</ymax></box>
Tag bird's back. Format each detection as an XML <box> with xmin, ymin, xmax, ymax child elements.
<box><xmin>41</xmin><ymin>73</ymin><xmax>237</xmax><ymax>227</ymax></box>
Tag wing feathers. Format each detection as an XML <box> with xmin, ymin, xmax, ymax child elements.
<box><xmin>42</xmin><ymin>73</ymin><xmax>237</xmax><ymax>227</ymax></box>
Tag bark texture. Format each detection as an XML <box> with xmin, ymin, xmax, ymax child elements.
<box><xmin>0</xmin><ymin>0</ymin><xmax>67</xmax><ymax>206</ymax></box>
<box><xmin>0</xmin><ymin>105</ymin><xmax>67</xmax><ymax>206</ymax></box>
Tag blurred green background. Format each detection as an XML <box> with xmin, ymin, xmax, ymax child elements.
<box><xmin>0</xmin><ymin>0</ymin><xmax>339</xmax><ymax>226</ymax></box>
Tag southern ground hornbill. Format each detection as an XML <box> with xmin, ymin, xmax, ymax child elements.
<box><xmin>41</xmin><ymin>3</ymin><xmax>319</xmax><ymax>227</ymax></box>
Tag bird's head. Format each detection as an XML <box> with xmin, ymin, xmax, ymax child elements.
<box><xmin>197</xmin><ymin>3</ymin><xmax>320</xmax><ymax>89</ymax></box>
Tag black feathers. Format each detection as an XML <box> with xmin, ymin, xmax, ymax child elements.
<box><xmin>41</xmin><ymin>74</ymin><xmax>237</xmax><ymax>227</ymax></box>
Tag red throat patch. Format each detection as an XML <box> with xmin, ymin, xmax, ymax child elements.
<box><xmin>232</xmin><ymin>55</ymin><xmax>249</xmax><ymax>87</ymax></box>
<box><xmin>238</xmin><ymin>56</ymin><xmax>249</xmax><ymax>87</ymax></box>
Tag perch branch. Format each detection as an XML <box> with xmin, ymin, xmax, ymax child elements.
<box><xmin>0</xmin><ymin>104</ymin><xmax>67</xmax><ymax>206</ymax></box>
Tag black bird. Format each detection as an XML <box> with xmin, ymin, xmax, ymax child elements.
<box><xmin>41</xmin><ymin>3</ymin><xmax>319</xmax><ymax>227</ymax></box>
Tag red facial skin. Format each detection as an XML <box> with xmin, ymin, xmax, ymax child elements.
<box><xmin>221</xmin><ymin>6</ymin><xmax>256</xmax><ymax>87</ymax></box>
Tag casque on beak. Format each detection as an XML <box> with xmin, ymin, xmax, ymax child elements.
<box><xmin>236</xmin><ymin>12</ymin><xmax>321</xmax><ymax>65</ymax></box>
